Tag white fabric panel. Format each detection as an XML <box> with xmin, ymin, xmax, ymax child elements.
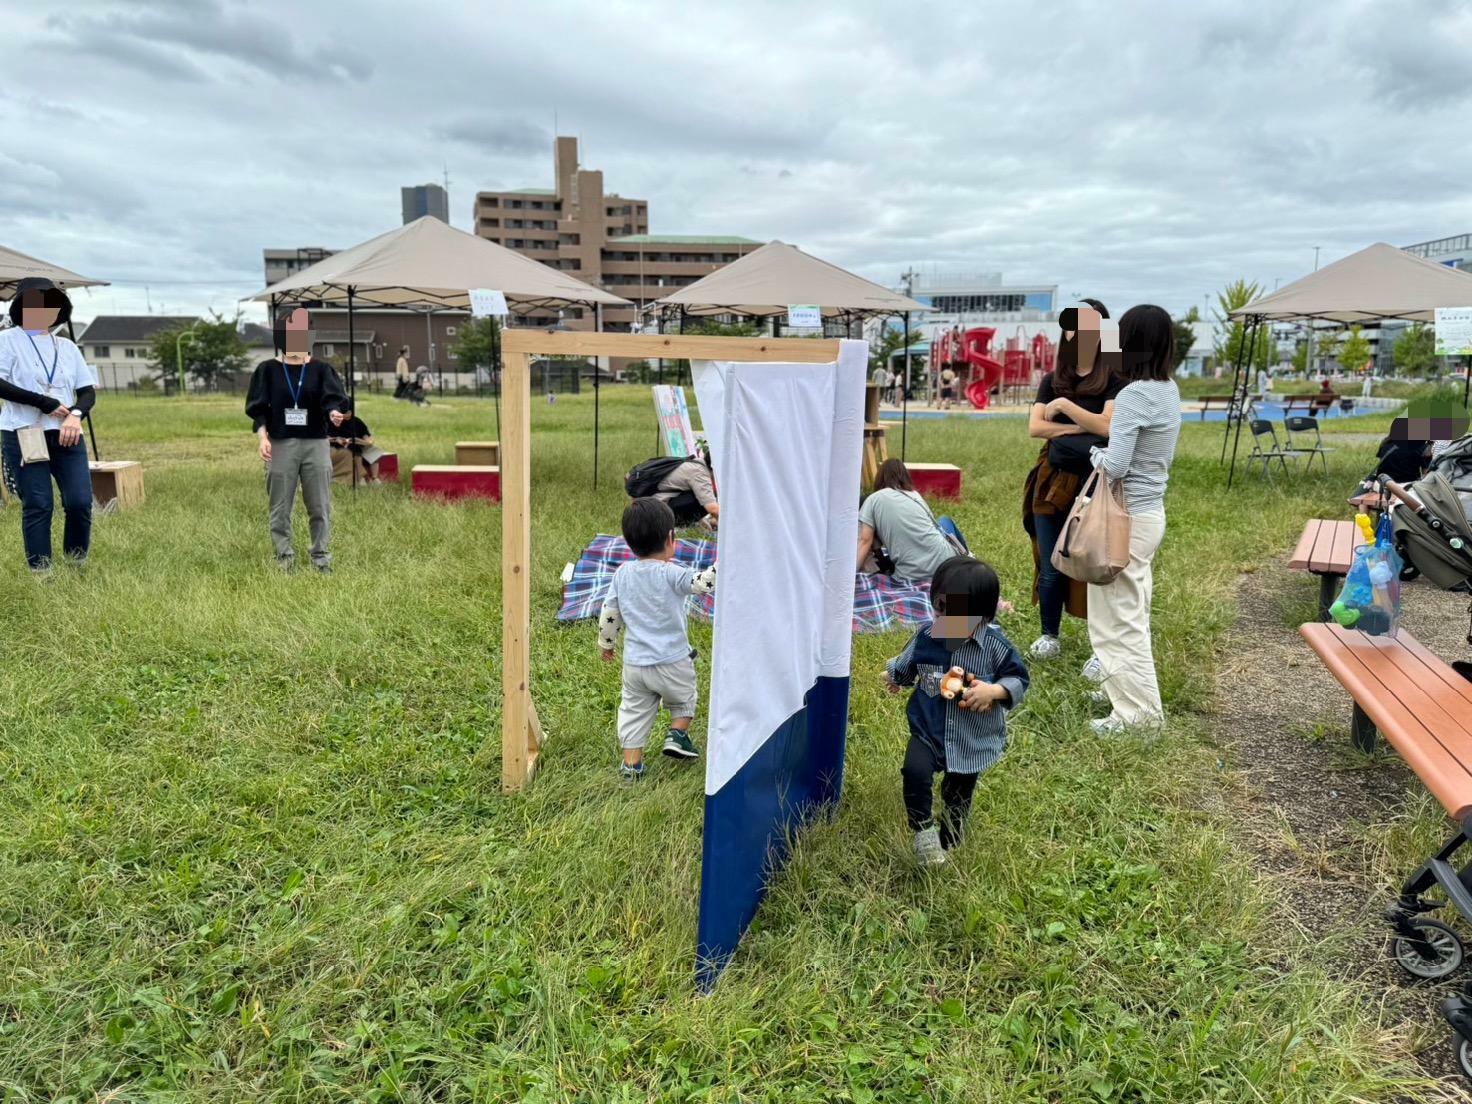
<box><xmin>698</xmin><ymin>341</ymin><xmax>865</xmax><ymax>795</ymax></box>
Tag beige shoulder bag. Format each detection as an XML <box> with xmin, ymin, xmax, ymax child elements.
<box><xmin>16</xmin><ymin>424</ymin><xmax>49</xmax><ymax>465</ymax></box>
<box><xmin>1050</xmin><ymin>469</ymin><xmax>1132</xmax><ymax>585</ymax></box>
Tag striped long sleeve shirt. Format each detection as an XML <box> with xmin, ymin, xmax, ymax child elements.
<box><xmin>1090</xmin><ymin>379</ymin><xmax>1181</xmax><ymax>515</ymax></box>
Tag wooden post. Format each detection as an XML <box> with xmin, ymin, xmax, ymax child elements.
<box><xmin>501</xmin><ymin>348</ymin><xmax>539</xmax><ymax>790</ymax></box>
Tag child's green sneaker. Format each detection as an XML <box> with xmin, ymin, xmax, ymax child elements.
<box><xmin>619</xmin><ymin>761</ymin><xmax>646</xmax><ymax>784</ymax></box>
<box><xmin>662</xmin><ymin>729</ymin><xmax>700</xmax><ymax>760</ymax></box>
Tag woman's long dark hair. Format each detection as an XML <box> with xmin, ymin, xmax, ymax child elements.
<box><xmin>1053</xmin><ymin>296</ymin><xmax>1115</xmax><ymax>400</ymax></box>
<box><xmin>873</xmin><ymin>458</ymin><xmax>914</xmax><ymax>492</ymax></box>
<box><xmin>1118</xmin><ymin>304</ymin><xmax>1175</xmax><ymax>382</ymax></box>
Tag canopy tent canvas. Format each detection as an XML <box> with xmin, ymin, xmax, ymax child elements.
<box><xmin>248</xmin><ymin>216</ymin><xmax>632</xmax><ymax>487</ymax></box>
<box><xmin>648</xmin><ymin>240</ymin><xmax>930</xmax><ymax>455</ymax></box>
<box><xmin>0</xmin><ymin>244</ymin><xmax>109</xmax><ymax>298</ymax></box>
<box><xmin>1222</xmin><ymin>242</ymin><xmax>1472</xmax><ymax>486</ymax></box>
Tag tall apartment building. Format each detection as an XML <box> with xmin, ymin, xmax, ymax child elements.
<box><xmin>402</xmin><ymin>183</ymin><xmax>449</xmax><ymax>224</ymax></box>
<box><xmin>473</xmin><ymin>136</ymin><xmax>760</xmax><ymax>330</ymax></box>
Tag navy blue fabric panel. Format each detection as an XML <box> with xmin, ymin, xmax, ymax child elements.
<box><xmin>695</xmin><ymin>675</ymin><xmax>849</xmax><ymax>991</ymax></box>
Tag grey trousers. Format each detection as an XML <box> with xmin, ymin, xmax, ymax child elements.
<box><xmin>266</xmin><ymin>436</ymin><xmax>332</xmax><ymax>566</ymax></box>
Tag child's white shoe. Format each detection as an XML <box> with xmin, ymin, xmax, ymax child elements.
<box><xmin>1028</xmin><ymin>635</ymin><xmax>1061</xmax><ymax>660</ymax></box>
<box><xmin>914</xmin><ymin>826</ymin><xmax>947</xmax><ymax>867</ymax></box>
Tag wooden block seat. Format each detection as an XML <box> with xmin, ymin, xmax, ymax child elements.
<box><xmin>455</xmin><ymin>441</ymin><xmax>500</xmax><ymax>466</ymax></box>
<box><xmin>89</xmin><ymin>460</ymin><xmax>145</xmax><ymax>510</ymax></box>
<box><xmin>1289</xmin><ymin>519</ymin><xmax>1365</xmax><ymax>619</ymax></box>
<box><xmin>1301</xmin><ymin>621</ymin><xmax>1472</xmax><ymax>983</ymax></box>
<box><xmin>377</xmin><ymin>453</ymin><xmax>399</xmax><ymax>481</ymax></box>
<box><xmin>907</xmin><ymin>462</ymin><xmax>962</xmax><ymax>499</ymax></box>
<box><xmin>412</xmin><ymin>465</ymin><xmax>500</xmax><ymax>502</ymax></box>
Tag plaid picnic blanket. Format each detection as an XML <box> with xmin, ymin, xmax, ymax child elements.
<box><xmin>557</xmin><ymin>534</ymin><xmax>934</xmax><ymax>634</ymax></box>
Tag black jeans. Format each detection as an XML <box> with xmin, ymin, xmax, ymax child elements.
<box><xmin>1033</xmin><ymin>508</ymin><xmax>1068</xmax><ymax>637</ymax></box>
<box><xmin>1</xmin><ymin>428</ymin><xmax>92</xmax><ymax>569</ymax></box>
<box><xmin>901</xmin><ymin>733</ymin><xmax>978</xmax><ymax>849</ymax></box>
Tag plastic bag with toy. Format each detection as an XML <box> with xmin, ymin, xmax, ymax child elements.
<box><xmin>1329</xmin><ymin>513</ymin><xmax>1404</xmax><ymax>637</ymax></box>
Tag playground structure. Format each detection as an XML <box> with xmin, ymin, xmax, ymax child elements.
<box><xmin>930</xmin><ymin>325</ymin><xmax>1056</xmax><ymax>409</ymax></box>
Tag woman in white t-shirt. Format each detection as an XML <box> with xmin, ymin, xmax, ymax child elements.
<box><xmin>0</xmin><ymin>279</ymin><xmax>98</xmax><ymax>572</ymax></box>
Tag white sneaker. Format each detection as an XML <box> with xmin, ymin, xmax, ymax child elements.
<box><xmin>914</xmin><ymin>826</ymin><xmax>947</xmax><ymax>867</ymax></box>
<box><xmin>1082</xmin><ymin>655</ymin><xmax>1105</xmax><ymax>683</ymax></box>
<box><xmin>1029</xmin><ymin>635</ymin><xmax>1061</xmax><ymax>660</ymax></box>
<box><xmin>1090</xmin><ymin>716</ymin><xmax>1126</xmax><ymax>736</ymax></box>
<box><xmin>1087</xmin><ymin>689</ymin><xmax>1110</xmax><ymax>706</ymax></box>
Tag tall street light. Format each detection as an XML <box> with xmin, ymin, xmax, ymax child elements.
<box><xmin>175</xmin><ymin>326</ymin><xmax>199</xmax><ymax>396</ymax></box>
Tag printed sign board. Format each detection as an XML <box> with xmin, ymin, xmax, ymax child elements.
<box><xmin>653</xmin><ymin>385</ymin><xmax>698</xmax><ymax>457</ymax></box>
<box><xmin>786</xmin><ymin>304</ymin><xmax>822</xmax><ymax>329</ymax></box>
<box><xmin>469</xmin><ymin>288</ymin><xmax>509</xmax><ymax>318</ymax></box>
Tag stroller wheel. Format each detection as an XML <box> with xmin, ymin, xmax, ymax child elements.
<box><xmin>1458</xmin><ymin>1035</ymin><xmax>1472</xmax><ymax>1080</ymax></box>
<box><xmin>1392</xmin><ymin>918</ymin><xmax>1465</xmax><ymax>979</ymax></box>
<box><xmin>1400</xmin><ymin>563</ymin><xmax>1420</xmax><ymax>582</ymax></box>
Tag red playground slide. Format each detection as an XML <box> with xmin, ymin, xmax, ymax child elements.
<box><xmin>933</xmin><ymin>326</ymin><xmax>1005</xmax><ymax>409</ymax></box>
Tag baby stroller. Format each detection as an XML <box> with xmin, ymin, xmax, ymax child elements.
<box><xmin>404</xmin><ymin>367</ymin><xmax>433</xmax><ymax>406</ymax></box>
<box><xmin>1367</xmin><ymin>437</ymin><xmax>1472</xmax><ymax>1076</ymax></box>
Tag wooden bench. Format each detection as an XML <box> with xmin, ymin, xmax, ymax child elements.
<box><xmin>1198</xmin><ymin>394</ymin><xmax>1235</xmax><ymax>420</ymax></box>
<box><xmin>455</xmin><ymin>440</ymin><xmax>499</xmax><ymax>466</ymax></box>
<box><xmin>411</xmin><ymin>465</ymin><xmax>500</xmax><ymax>503</ymax></box>
<box><xmin>907</xmin><ymin>462</ymin><xmax>962</xmax><ymax>499</ymax></box>
<box><xmin>377</xmin><ymin>452</ymin><xmax>399</xmax><ymax>482</ymax></box>
<box><xmin>1289</xmin><ymin>518</ymin><xmax>1365</xmax><ymax>619</ymax></box>
<box><xmin>89</xmin><ymin>461</ymin><xmax>145</xmax><ymax>510</ymax></box>
<box><xmin>1301</xmin><ymin>622</ymin><xmax>1472</xmax><ymax>981</ymax></box>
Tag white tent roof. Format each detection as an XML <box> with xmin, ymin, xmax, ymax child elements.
<box><xmin>249</xmin><ymin>216</ymin><xmax>629</xmax><ymax>312</ymax></box>
<box><xmin>1231</xmin><ymin>242</ymin><xmax>1472</xmax><ymax>323</ymax></box>
<box><xmin>650</xmin><ymin>240</ymin><xmax>930</xmax><ymax>319</ymax></box>
<box><xmin>0</xmin><ymin>245</ymin><xmax>108</xmax><ymax>297</ymax></box>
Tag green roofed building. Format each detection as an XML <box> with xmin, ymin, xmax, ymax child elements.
<box><xmin>473</xmin><ymin>136</ymin><xmax>765</xmax><ymax>330</ymax></box>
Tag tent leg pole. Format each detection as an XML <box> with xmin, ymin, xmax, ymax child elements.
<box><xmin>493</xmin><ymin>316</ymin><xmax>502</xmax><ymax>445</ymax></box>
<box><xmin>593</xmin><ymin>303</ymin><xmax>601</xmax><ymax>490</ymax></box>
<box><xmin>1464</xmin><ymin>354</ymin><xmax>1470</xmax><ymax>409</ymax></box>
<box><xmin>901</xmin><ymin>311</ymin><xmax>910</xmax><ymax>461</ymax></box>
<box><xmin>66</xmin><ymin>318</ymin><xmax>100</xmax><ymax>462</ymax></box>
<box><xmin>1226</xmin><ymin>317</ymin><xmax>1259</xmax><ymax>490</ymax></box>
<box><xmin>1220</xmin><ymin>310</ymin><xmax>1253</xmax><ymax>465</ymax></box>
<box><xmin>348</xmin><ymin>288</ymin><xmax>358</xmax><ymax>493</ymax></box>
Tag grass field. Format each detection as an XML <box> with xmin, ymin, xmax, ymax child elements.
<box><xmin>0</xmin><ymin>388</ymin><xmax>1446</xmax><ymax>1101</ymax></box>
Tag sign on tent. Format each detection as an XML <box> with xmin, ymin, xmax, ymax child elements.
<box><xmin>1435</xmin><ymin>307</ymin><xmax>1472</xmax><ymax>356</ymax></box>
<box><xmin>469</xmin><ymin>288</ymin><xmax>510</xmax><ymax>318</ymax></box>
<box><xmin>786</xmin><ymin>304</ymin><xmax>822</xmax><ymax>330</ymax></box>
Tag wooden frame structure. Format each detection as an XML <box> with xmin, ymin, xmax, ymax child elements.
<box><xmin>499</xmin><ymin>330</ymin><xmax>843</xmax><ymax>790</ymax></box>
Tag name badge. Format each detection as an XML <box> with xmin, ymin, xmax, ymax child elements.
<box><xmin>285</xmin><ymin>407</ymin><xmax>308</xmax><ymax>427</ymax></box>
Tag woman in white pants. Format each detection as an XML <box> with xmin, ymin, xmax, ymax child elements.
<box><xmin>1085</xmin><ymin>305</ymin><xmax>1181</xmax><ymax>734</ymax></box>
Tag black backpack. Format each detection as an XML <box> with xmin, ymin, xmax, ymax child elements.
<box><xmin>625</xmin><ymin>456</ymin><xmax>694</xmax><ymax>499</ymax></box>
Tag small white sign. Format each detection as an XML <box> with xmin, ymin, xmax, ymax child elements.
<box><xmin>469</xmin><ymin>288</ymin><xmax>509</xmax><ymax>318</ymax></box>
<box><xmin>1435</xmin><ymin>307</ymin><xmax>1472</xmax><ymax>356</ymax></box>
<box><xmin>786</xmin><ymin>304</ymin><xmax>822</xmax><ymax>329</ymax></box>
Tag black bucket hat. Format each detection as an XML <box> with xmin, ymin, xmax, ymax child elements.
<box><xmin>8</xmin><ymin>277</ymin><xmax>73</xmax><ymax>328</ymax></box>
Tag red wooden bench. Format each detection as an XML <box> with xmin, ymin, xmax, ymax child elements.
<box><xmin>1198</xmin><ymin>394</ymin><xmax>1235</xmax><ymax>420</ymax></box>
<box><xmin>411</xmin><ymin>465</ymin><xmax>500</xmax><ymax>502</ymax></box>
<box><xmin>1300</xmin><ymin>622</ymin><xmax>1472</xmax><ymax>987</ymax></box>
<box><xmin>377</xmin><ymin>453</ymin><xmax>399</xmax><ymax>482</ymax></box>
<box><xmin>1289</xmin><ymin>518</ymin><xmax>1365</xmax><ymax>619</ymax></box>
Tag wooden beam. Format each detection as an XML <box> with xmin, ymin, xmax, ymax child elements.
<box><xmin>501</xmin><ymin>330</ymin><xmax>842</xmax><ymax>363</ymax></box>
<box><xmin>501</xmin><ymin>349</ymin><xmax>534</xmax><ymax>792</ymax></box>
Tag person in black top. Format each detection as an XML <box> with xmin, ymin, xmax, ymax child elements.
<box><xmin>328</xmin><ymin>401</ymin><xmax>381</xmax><ymax>483</ymax></box>
<box><xmin>244</xmin><ymin>306</ymin><xmax>349</xmax><ymax>572</ymax></box>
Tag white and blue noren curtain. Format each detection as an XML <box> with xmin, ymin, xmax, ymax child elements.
<box><xmin>691</xmin><ymin>339</ymin><xmax>866</xmax><ymax>990</ymax></box>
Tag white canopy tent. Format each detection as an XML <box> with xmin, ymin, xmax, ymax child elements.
<box><xmin>248</xmin><ymin>217</ymin><xmax>632</xmax><ymax>487</ymax></box>
<box><xmin>1223</xmin><ymin>242</ymin><xmax>1472</xmax><ymax>486</ymax></box>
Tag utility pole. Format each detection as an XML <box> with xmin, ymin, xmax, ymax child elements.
<box><xmin>1305</xmin><ymin>246</ymin><xmax>1321</xmax><ymax>376</ymax></box>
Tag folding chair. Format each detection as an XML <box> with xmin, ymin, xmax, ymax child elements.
<box><xmin>1283</xmin><ymin>415</ymin><xmax>1333</xmax><ymax>474</ymax></box>
<box><xmin>1244</xmin><ymin>419</ymin><xmax>1295</xmax><ymax>482</ymax></box>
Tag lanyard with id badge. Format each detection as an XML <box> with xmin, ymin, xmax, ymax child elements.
<box><xmin>283</xmin><ymin>360</ymin><xmax>309</xmax><ymax>427</ymax></box>
<box><xmin>18</xmin><ymin>331</ymin><xmax>60</xmax><ymax>464</ymax></box>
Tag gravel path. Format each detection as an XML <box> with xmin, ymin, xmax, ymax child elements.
<box><xmin>1210</xmin><ymin>559</ymin><xmax>1472</xmax><ymax>1094</ymax></box>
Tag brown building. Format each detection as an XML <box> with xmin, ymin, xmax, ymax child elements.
<box><xmin>473</xmin><ymin>136</ymin><xmax>760</xmax><ymax>330</ymax></box>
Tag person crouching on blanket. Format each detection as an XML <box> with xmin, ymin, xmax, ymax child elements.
<box><xmin>598</xmin><ymin>497</ymin><xmax>717</xmax><ymax>783</ymax></box>
<box><xmin>884</xmin><ymin>555</ymin><xmax>1029</xmax><ymax>867</ymax></box>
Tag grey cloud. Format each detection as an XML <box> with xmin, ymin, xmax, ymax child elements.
<box><xmin>437</xmin><ymin>117</ymin><xmax>551</xmax><ymax>156</ymax></box>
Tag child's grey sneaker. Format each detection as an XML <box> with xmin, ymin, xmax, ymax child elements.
<box><xmin>1028</xmin><ymin>634</ymin><xmax>1061</xmax><ymax>660</ymax></box>
<box><xmin>914</xmin><ymin>826</ymin><xmax>947</xmax><ymax>866</ymax></box>
<box><xmin>662</xmin><ymin>729</ymin><xmax>700</xmax><ymax>760</ymax></box>
<box><xmin>619</xmin><ymin>761</ymin><xmax>646</xmax><ymax>784</ymax></box>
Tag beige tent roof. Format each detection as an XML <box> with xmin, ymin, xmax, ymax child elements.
<box><xmin>0</xmin><ymin>244</ymin><xmax>108</xmax><ymax>296</ymax></box>
<box><xmin>650</xmin><ymin>240</ymin><xmax>930</xmax><ymax>319</ymax></box>
<box><xmin>250</xmin><ymin>216</ymin><xmax>629</xmax><ymax>312</ymax></box>
<box><xmin>1230</xmin><ymin>242</ymin><xmax>1472</xmax><ymax>323</ymax></box>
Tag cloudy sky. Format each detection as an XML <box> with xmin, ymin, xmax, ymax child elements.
<box><xmin>4</xmin><ymin>0</ymin><xmax>1471</xmax><ymax>324</ymax></box>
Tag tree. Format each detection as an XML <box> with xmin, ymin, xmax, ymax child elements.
<box><xmin>1171</xmin><ymin>315</ymin><xmax>1196</xmax><ymax>370</ymax></box>
<box><xmin>1313</xmin><ymin>327</ymin><xmax>1342</xmax><ymax>374</ymax></box>
<box><xmin>1392</xmin><ymin>322</ymin><xmax>1440</xmax><ymax>377</ymax></box>
<box><xmin>869</xmin><ymin>322</ymin><xmax>924</xmax><ymax>375</ymax></box>
<box><xmin>1337</xmin><ymin>325</ymin><xmax>1371</xmax><ymax>374</ymax></box>
<box><xmin>1213</xmin><ymin>279</ymin><xmax>1272</xmax><ymax>380</ymax></box>
<box><xmin>1290</xmin><ymin>341</ymin><xmax>1309</xmax><ymax>375</ymax></box>
<box><xmin>451</xmin><ymin>316</ymin><xmax>500</xmax><ymax>375</ymax></box>
<box><xmin>149</xmin><ymin>312</ymin><xmax>250</xmax><ymax>390</ymax></box>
